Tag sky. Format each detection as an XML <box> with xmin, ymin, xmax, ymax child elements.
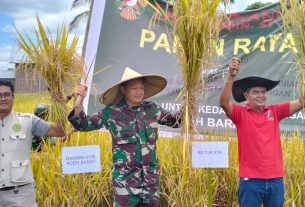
<box><xmin>228</xmin><ymin>0</ymin><xmax>279</xmax><ymax>13</ymax></box>
<box><xmin>0</xmin><ymin>0</ymin><xmax>279</xmax><ymax>70</ymax></box>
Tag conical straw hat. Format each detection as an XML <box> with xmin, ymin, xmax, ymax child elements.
<box><xmin>100</xmin><ymin>67</ymin><xmax>167</xmax><ymax>105</ymax></box>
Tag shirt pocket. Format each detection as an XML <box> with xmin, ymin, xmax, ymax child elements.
<box><xmin>116</xmin><ymin>129</ymin><xmax>138</xmax><ymax>144</ymax></box>
<box><xmin>11</xmin><ymin>160</ymin><xmax>31</xmax><ymax>183</ymax></box>
<box><xmin>9</xmin><ymin>133</ymin><xmax>27</xmax><ymax>149</ymax></box>
<box><xmin>9</xmin><ymin>133</ymin><xmax>26</xmax><ymax>140</ymax></box>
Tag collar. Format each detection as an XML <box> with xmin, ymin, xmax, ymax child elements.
<box><xmin>118</xmin><ymin>98</ymin><xmax>142</xmax><ymax>111</ymax></box>
<box><xmin>1</xmin><ymin>111</ymin><xmax>13</xmax><ymax>122</ymax></box>
<box><xmin>117</xmin><ymin>98</ymin><xmax>152</xmax><ymax>111</ymax></box>
<box><xmin>245</xmin><ymin>104</ymin><xmax>269</xmax><ymax>112</ymax></box>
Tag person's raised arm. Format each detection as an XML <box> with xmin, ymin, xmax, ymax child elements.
<box><xmin>290</xmin><ymin>64</ymin><xmax>305</xmax><ymax>114</ymax></box>
<box><xmin>219</xmin><ymin>57</ymin><xmax>241</xmax><ymax>115</ymax></box>
<box><xmin>73</xmin><ymin>84</ymin><xmax>88</xmax><ymax>115</ymax></box>
<box><xmin>46</xmin><ymin>121</ymin><xmax>65</xmax><ymax>137</ymax></box>
<box><xmin>290</xmin><ymin>96</ymin><xmax>305</xmax><ymax>114</ymax></box>
<box><xmin>68</xmin><ymin>84</ymin><xmax>107</xmax><ymax>132</ymax></box>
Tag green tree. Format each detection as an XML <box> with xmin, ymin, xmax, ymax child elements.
<box><xmin>222</xmin><ymin>0</ymin><xmax>235</xmax><ymax>4</ymax></box>
<box><xmin>69</xmin><ymin>0</ymin><xmax>92</xmax><ymax>31</ymax></box>
<box><xmin>69</xmin><ymin>0</ymin><xmax>93</xmax><ymax>57</ymax></box>
<box><xmin>245</xmin><ymin>1</ymin><xmax>271</xmax><ymax>11</ymax></box>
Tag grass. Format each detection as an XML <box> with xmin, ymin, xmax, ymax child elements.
<box><xmin>13</xmin><ymin>93</ymin><xmax>305</xmax><ymax>206</ymax></box>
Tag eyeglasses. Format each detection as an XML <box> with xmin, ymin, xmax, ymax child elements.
<box><xmin>0</xmin><ymin>92</ymin><xmax>12</xmax><ymax>99</ymax></box>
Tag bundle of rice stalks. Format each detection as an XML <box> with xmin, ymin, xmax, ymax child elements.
<box><xmin>280</xmin><ymin>0</ymin><xmax>305</xmax><ymax>95</ymax></box>
<box><xmin>15</xmin><ymin>15</ymin><xmax>85</xmax><ymax>124</ymax></box>
<box><xmin>172</xmin><ymin>0</ymin><xmax>224</xmax><ymax>136</ymax></box>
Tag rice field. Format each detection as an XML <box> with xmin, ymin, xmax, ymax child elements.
<box><xmin>14</xmin><ymin>93</ymin><xmax>305</xmax><ymax>207</ymax></box>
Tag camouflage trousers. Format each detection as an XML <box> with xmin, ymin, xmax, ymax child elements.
<box><xmin>113</xmin><ymin>184</ymin><xmax>160</xmax><ymax>207</ymax></box>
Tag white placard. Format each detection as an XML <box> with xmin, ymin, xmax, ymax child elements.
<box><xmin>192</xmin><ymin>142</ymin><xmax>228</xmax><ymax>168</ymax></box>
<box><xmin>62</xmin><ymin>145</ymin><xmax>101</xmax><ymax>174</ymax></box>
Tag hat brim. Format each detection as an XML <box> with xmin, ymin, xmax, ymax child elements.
<box><xmin>232</xmin><ymin>76</ymin><xmax>280</xmax><ymax>103</ymax></box>
<box><xmin>100</xmin><ymin>75</ymin><xmax>167</xmax><ymax>105</ymax></box>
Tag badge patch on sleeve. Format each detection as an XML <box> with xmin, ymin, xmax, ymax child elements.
<box><xmin>12</xmin><ymin>123</ymin><xmax>22</xmax><ymax>132</ymax></box>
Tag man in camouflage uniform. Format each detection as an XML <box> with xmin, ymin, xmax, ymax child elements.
<box><xmin>69</xmin><ymin>67</ymin><xmax>180</xmax><ymax>207</ymax></box>
<box><xmin>32</xmin><ymin>104</ymin><xmax>56</xmax><ymax>151</ymax></box>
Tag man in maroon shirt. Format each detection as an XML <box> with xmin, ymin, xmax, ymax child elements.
<box><xmin>219</xmin><ymin>58</ymin><xmax>305</xmax><ymax>207</ymax></box>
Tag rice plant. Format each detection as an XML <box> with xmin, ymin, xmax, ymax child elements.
<box><xmin>280</xmin><ymin>0</ymin><xmax>305</xmax><ymax>96</ymax></box>
<box><xmin>171</xmin><ymin>0</ymin><xmax>224</xmax><ymax>136</ymax></box>
<box><xmin>13</xmin><ymin>93</ymin><xmax>305</xmax><ymax>206</ymax></box>
<box><xmin>15</xmin><ymin>15</ymin><xmax>85</xmax><ymax>124</ymax></box>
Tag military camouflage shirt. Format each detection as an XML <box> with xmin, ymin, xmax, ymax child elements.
<box><xmin>68</xmin><ymin>99</ymin><xmax>179</xmax><ymax>191</ymax></box>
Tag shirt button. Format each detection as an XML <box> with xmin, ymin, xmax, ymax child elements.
<box><xmin>1</xmin><ymin>138</ymin><xmax>4</xmax><ymax>141</ymax></box>
<box><xmin>1</xmin><ymin>169</ymin><xmax>4</xmax><ymax>172</ymax></box>
<box><xmin>2</xmin><ymin>184</ymin><xmax>5</xmax><ymax>187</ymax></box>
<box><xmin>1</xmin><ymin>154</ymin><xmax>3</xmax><ymax>157</ymax></box>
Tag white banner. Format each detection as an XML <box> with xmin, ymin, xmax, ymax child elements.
<box><xmin>62</xmin><ymin>145</ymin><xmax>101</xmax><ymax>174</ymax></box>
<box><xmin>192</xmin><ymin>142</ymin><xmax>229</xmax><ymax>168</ymax></box>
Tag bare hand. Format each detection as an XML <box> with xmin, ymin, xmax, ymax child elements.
<box><xmin>52</xmin><ymin>92</ymin><xmax>69</xmax><ymax>103</ymax></box>
<box><xmin>74</xmin><ymin>84</ymin><xmax>87</xmax><ymax>97</ymax></box>
<box><xmin>73</xmin><ymin>84</ymin><xmax>88</xmax><ymax>102</ymax></box>
<box><xmin>229</xmin><ymin>57</ymin><xmax>241</xmax><ymax>76</ymax></box>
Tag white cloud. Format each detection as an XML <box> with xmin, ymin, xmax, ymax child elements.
<box><xmin>229</xmin><ymin>0</ymin><xmax>279</xmax><ymax>12</ymax></box>
<box><xmin>0</xmin><ymin>0</ymin><xmax>71</xmax><ymax>15</ymax></box>
<box><xmin>0</xmin><ymin>45</ymin><xmax>12</xmax><ymax>61</ymax></box>
<box><xmin>15</xmin><ymin>13</ymin><xmax>68</xmax><ymax>33</ymax></box>
<box><xmin>1</xmin><ymin>0</ymin><xmax>88</xmax><ymax>37</ymax></box>
<box><xmin>13</xmin><ymin>6</ymin><xmax>88</xmax><ymax>33</ymax></box>
<box><xmin>1</xmin><ymin>25</ymin><xmax>13</xmax><ymax>33</ymax></box>
<box><xmin>0</xmin><ymin>0</ymin><xmax>88</xmax><ymax>67</ymax></box>
<box><xmin>0</xmin><ymin>45</ymin><xmax>14</xmax><ymax>69</ymax></box>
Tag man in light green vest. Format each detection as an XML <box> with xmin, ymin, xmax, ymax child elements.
<box><xmin>0</xmin><ymin>80</ymin><xmax>65</xmax><ymax>207</ymax></box>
